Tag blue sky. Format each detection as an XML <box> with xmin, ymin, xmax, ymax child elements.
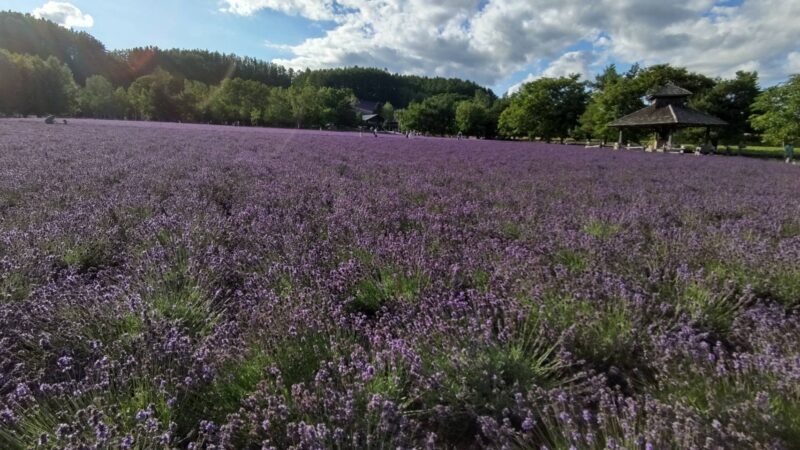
<box><xmin>6</xmin><ymin>1</ymin><xmax>320</xmax><ymax>60</ymax></box>
<box><xmin>7</xmin><ymin>0</ymin><xmax>799</xmax><ymax>95</ymax></box>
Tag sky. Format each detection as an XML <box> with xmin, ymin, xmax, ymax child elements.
<box><xmin>6</xmin><ymin>0</ymin><xmax>800</xmax><ymax>94</ymax></box>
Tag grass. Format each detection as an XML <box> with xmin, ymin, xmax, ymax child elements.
<box><xmin>420</xmin><ymin>312</ymin><xmax>565</xmax><ymax>443</ymax></box>
<box><xmin>0</xmin><ymin>188</ymin><xmax>23</xmax><ymax>212</ymax></box>
<box><xmin>653</xmin><ymin>363</ymin><xmax>800</xmax><ymax>445</ymax></box>
<box><xmin>779</xmin><ymin>220</ymin><xmax>800</xmax><ymax>239</ymax></box>
<box><xmin>0</xmin><ymin>397</ymin><xmax>84</xmax><ymax>449</ymax></box>
<box><xmin>60</xmin><ymin>238</ymin><xmax>116</xmax><ymax>273</ymax></box>
<box><xmin>552</xmin><ymin>249</ymin><xmax>590</xmax><ymax>273</ymax></box>
<box><xmin>349</xmin><ymin>264</ymin><xmax>427</xmax><ymax>316</ymax></box>
<box><xmin>541</xmin><ymin>293</ymin><xmax>640</xmax><ymax>373</ymax></box>
<box><xmin>72</xmin><ymin>305</ymin><xmax>144</xmax><ymax>355</ymax></box>
<box><xmin>758</xmin><ymin>269</ymin><xmax>800</xmax><ymax>309</ymax></box>
<box><xmin>470</xmin><ymin>269</ymin><xmax>491</xmax><ymax>293</ymax></box>
<box><xmin>703</xmin><ymin>259</ymin><xmax>800</xmax><ymax>310</ymax></box>
<box><xmin>501</xmin><ymin>221</ymin><xmax>524</xmax><ymax>240</ymax></box>
<box><xmin>0</xmin><ymin>372</ymin><xmax>172</xmax><ymax>449</ymax></box>
<box><xmin>676</xmin><ymin>282</ymin><xmax>747</xmax><ymax>336</ymax></box>
<box><xmin>172</xmin><ymin>348</ymin><xmax>273</xmax><ymax>440</ymax></box>
<box><xmin>191</xmin><ymin>330</ymin><xmax>366</xmax><ymax>448</ymax></box>
<box><xmin>583</xmin><ymin>219</ymin><xmax>621</xmax><ymax>239</ymax></box>
<box><xmin>145</xmin><ymin>232</ymin><xmax>222</xmax><ymax>336</ymax></box>
<box><xmin>1</xmin><ymin>271</ymin><xmax>31</xmax><ymax>302</ymax></box>
<box><xmin>408</xmin><ymin>191</ymin><xmax>429</xmax><ymax>206</ymax></box>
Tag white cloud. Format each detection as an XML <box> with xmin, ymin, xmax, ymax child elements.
<box><xmin>32</xmin><ymin>1</ymin><xmax>94</xmax><ymax>28</ymax></box>
<box><xmin>222</xmin><ymin>0</ymin><xmax>336</xmax><ymax>21</ymax></box>
<box><xmin>222</xmin><ymin>0</ymin><xmax>800</xmax><ymax>88</ymax></box>
<box><xmin>788</xmin><ymin>52</ymin><xmax>800</xmax><ymax>75</ymax></box>
<box><xmin>507</xmin><ymin>51</ymin><xmax>595</xmax><ymax>94</ymax></box>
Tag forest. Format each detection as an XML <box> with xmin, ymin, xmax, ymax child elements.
<box><xmin>0</xmin><ymin>10</ymin><xmax>798</xmax><ymax>145</ymax></box>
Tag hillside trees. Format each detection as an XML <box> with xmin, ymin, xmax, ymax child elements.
<box><xmin>0</xmin><ymin>11</ymin><xmax>129</xmax><ymax>85</ymax></box>
<box><xmin>120</xmin><ymin>47</ymin><xmax>293</xmax><ymax>87</ymax></box>
<box><xmin>294</xmin><ymin>66</ymin><xmax>494</xmax><ymax>108</ymax></box>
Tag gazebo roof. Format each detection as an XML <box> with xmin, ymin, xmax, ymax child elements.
<box><xmin>608</xmin><ymin>82</ymin><xmax>727</xmax><ymax>129</ymax></box>
<box><xmin>647</xmin><ymin>82</ymin><xmax>692</xmax><ymax>99</ymax></box>
<box><xmin>608</xmin><ymin>104</ymin><xmax>727</xmax><ymax>128</ymax></box>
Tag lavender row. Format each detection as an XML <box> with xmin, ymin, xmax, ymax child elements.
<box><xmin>1</xmin><ymin>119</ymin><xmax>799</xmax><ymax>449</ymax></box>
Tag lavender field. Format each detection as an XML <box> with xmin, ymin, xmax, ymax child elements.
<box><xmin>1</xmin><ymin>119</ymin><xmax>799</xmax><ymax>449</ymax></box>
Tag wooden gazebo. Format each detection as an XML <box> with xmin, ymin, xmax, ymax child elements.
<box><xmin>609</xmin><ymin>83</ymin><xmax>726</xmax><ymax>150</ymax></box>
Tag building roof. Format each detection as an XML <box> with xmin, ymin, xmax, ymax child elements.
<box><xmin>647</xmin><ymin>82</ymin><xmax>693</xmax><ymax>100</ymax></box>
<box><xmin>355</xmin><ymin>100</ymin><xmax>382</xmax><ymax>115</ymax></box>
<box><xmin>362</xmin><ymin>114</ymin><xmax>383</xmax><ymax>122</ymax></box>
<box><xmin>609</xmin><ymin>83</ymin><xmax>727</xmax><ymax>129</ymax></box>
<box><xmin>609</xmin><ymin>104</ymin><xmax>727</xmax><ymax>128</ymax></box>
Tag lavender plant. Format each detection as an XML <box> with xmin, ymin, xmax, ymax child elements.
<box><xmin>1</xmin><ymin>118</ymin><xmax>799</xmax><ymax>449</ymax></box>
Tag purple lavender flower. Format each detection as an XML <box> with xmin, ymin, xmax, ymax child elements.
<box><xmin>1</xmin><ymin>119</ymin><xmax>799</xmax><ymax>450</ymax></box>
<box><xmin>522</xmin><ymin>417</ymin><xmax>535</xmax><ymax>432</ymax></box>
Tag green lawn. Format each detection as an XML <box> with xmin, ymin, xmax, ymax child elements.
<box><xmin>720</xmin><ymin>145</ymin><xmax>786</xmax><ymax>159</ymax></box>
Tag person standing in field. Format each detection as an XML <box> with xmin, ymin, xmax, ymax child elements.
<box><xmin>785</xmin><ymin>142</ymin><xmax>795</xmax><ymax>163</ymax></box>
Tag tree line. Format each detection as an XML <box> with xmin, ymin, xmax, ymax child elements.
<box><xmin>395</xmin><ymin>64</ymin><xmax>796</xmax><ymax>145</ymax></box>
<box><xmin>293</xmin><ymin>66</ymin><xmax>495</xmax><ymax>109</ymax></box>
<box><xmin>1</xmin><ymin>9</ymin><xmax>798</xmax><ymax>144</ymax></box>
<box><xmin>0</xmin><ymin>11</ymin><xmax>292</xmax><ymax>87</ymax></box>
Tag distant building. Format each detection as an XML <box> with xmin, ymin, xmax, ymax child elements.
<box><xmin>355</xmin><ymin>100</ymin><xmax>382</xmax><ymax>116</ymax></box>
<box><xmin>362</xmin><ymin>114</ymin><xmax>384</xmax><ymax>128</ymax></box>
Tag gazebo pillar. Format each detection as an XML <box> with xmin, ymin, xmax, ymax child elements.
<box><xmin>667</xmin><ymin>130</ymin><xmax>673</xmax><ymax>149</ymax></box>
<box><xmin>618</xmin><ymin>129</ymin><xmax>623</xmax><ymax>146</ymax></box>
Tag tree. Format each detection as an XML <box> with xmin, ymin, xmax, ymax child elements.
<box><xmin>455</xmin><ymin>100</ymin><xmax>489</xmax><ymax>137</ymax></box>
<box><xmin>288</xmin><ymin>83</ymin><xmax>321</xmax><ymax>128</ymax></box>
<box><xmin>128</xmin><ymin>68</ymin><xmax>186</xmax><ymax>121</ymax></box>
<box><xmin>750</xmin><ymin>75</ymin><xmax>800</xmax><ymax>145</ymax></box>
<box><xmin>261</xmin><ymin>88</ymin><xmax>290</xmax><ymax>126</ymax></box>
<box><xmin>633</xmin><ymin>64</ymin><xmax>715</xmax><ymax>99</ymax></box>
<box><xmin>0</xmin><ymin>50</ymin><xmax>76</xmax><ymax>116</ymax></box>
<box><xmin>78</xmin><ymin>75</ymin><xmax>117</xmax><ymax>117</ymax></box>
<box><xmin>498</xmin><ymin>75</ymin><xmax>589</xmax><ymax>141</ymax></box>
<box><xmin>318</xmin><ymin>87</ymin><xmax>358</xmax><ymax>128</ymax></box>
<box><xmin>180</xmin><ymin>80</ymin><xmax>212</xmax><ymax>122</ymax></box>
<box><xmin>0</xmin><ymin>49</ymin><xmax>24</xmax><ymax>114</ymax></box>
<box><xmin>0</xmin><ymin>11</ymin><xmax>129</xmax><ymax>85</ymax></box>
<box><xmin>207</xmin><ymin>77</ymin><xmax>270</xmax><ymax>124</ymax></box>
<box><xmin>579</xmin><ymin>65</ymin><xmax>644</xmax><ymax>141</ymax></box>
<box><xmin>293</xmin><ymin>66</ymin><xmax>495</xmax><ymax>108</ymax></box>
<box><xmin>398</xmin><ymin>93</ymin><xmax>466</xmax><ymax>135</ymax></box>
<box><xmin>694</xmin><ymin>71</ymin><xmax>760</xmax><ymax>142</ymax></box>
<box><xmin>381</xmin><ymin>102</ymin><xmax>395</xmax><ymax>127</ymax></box>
